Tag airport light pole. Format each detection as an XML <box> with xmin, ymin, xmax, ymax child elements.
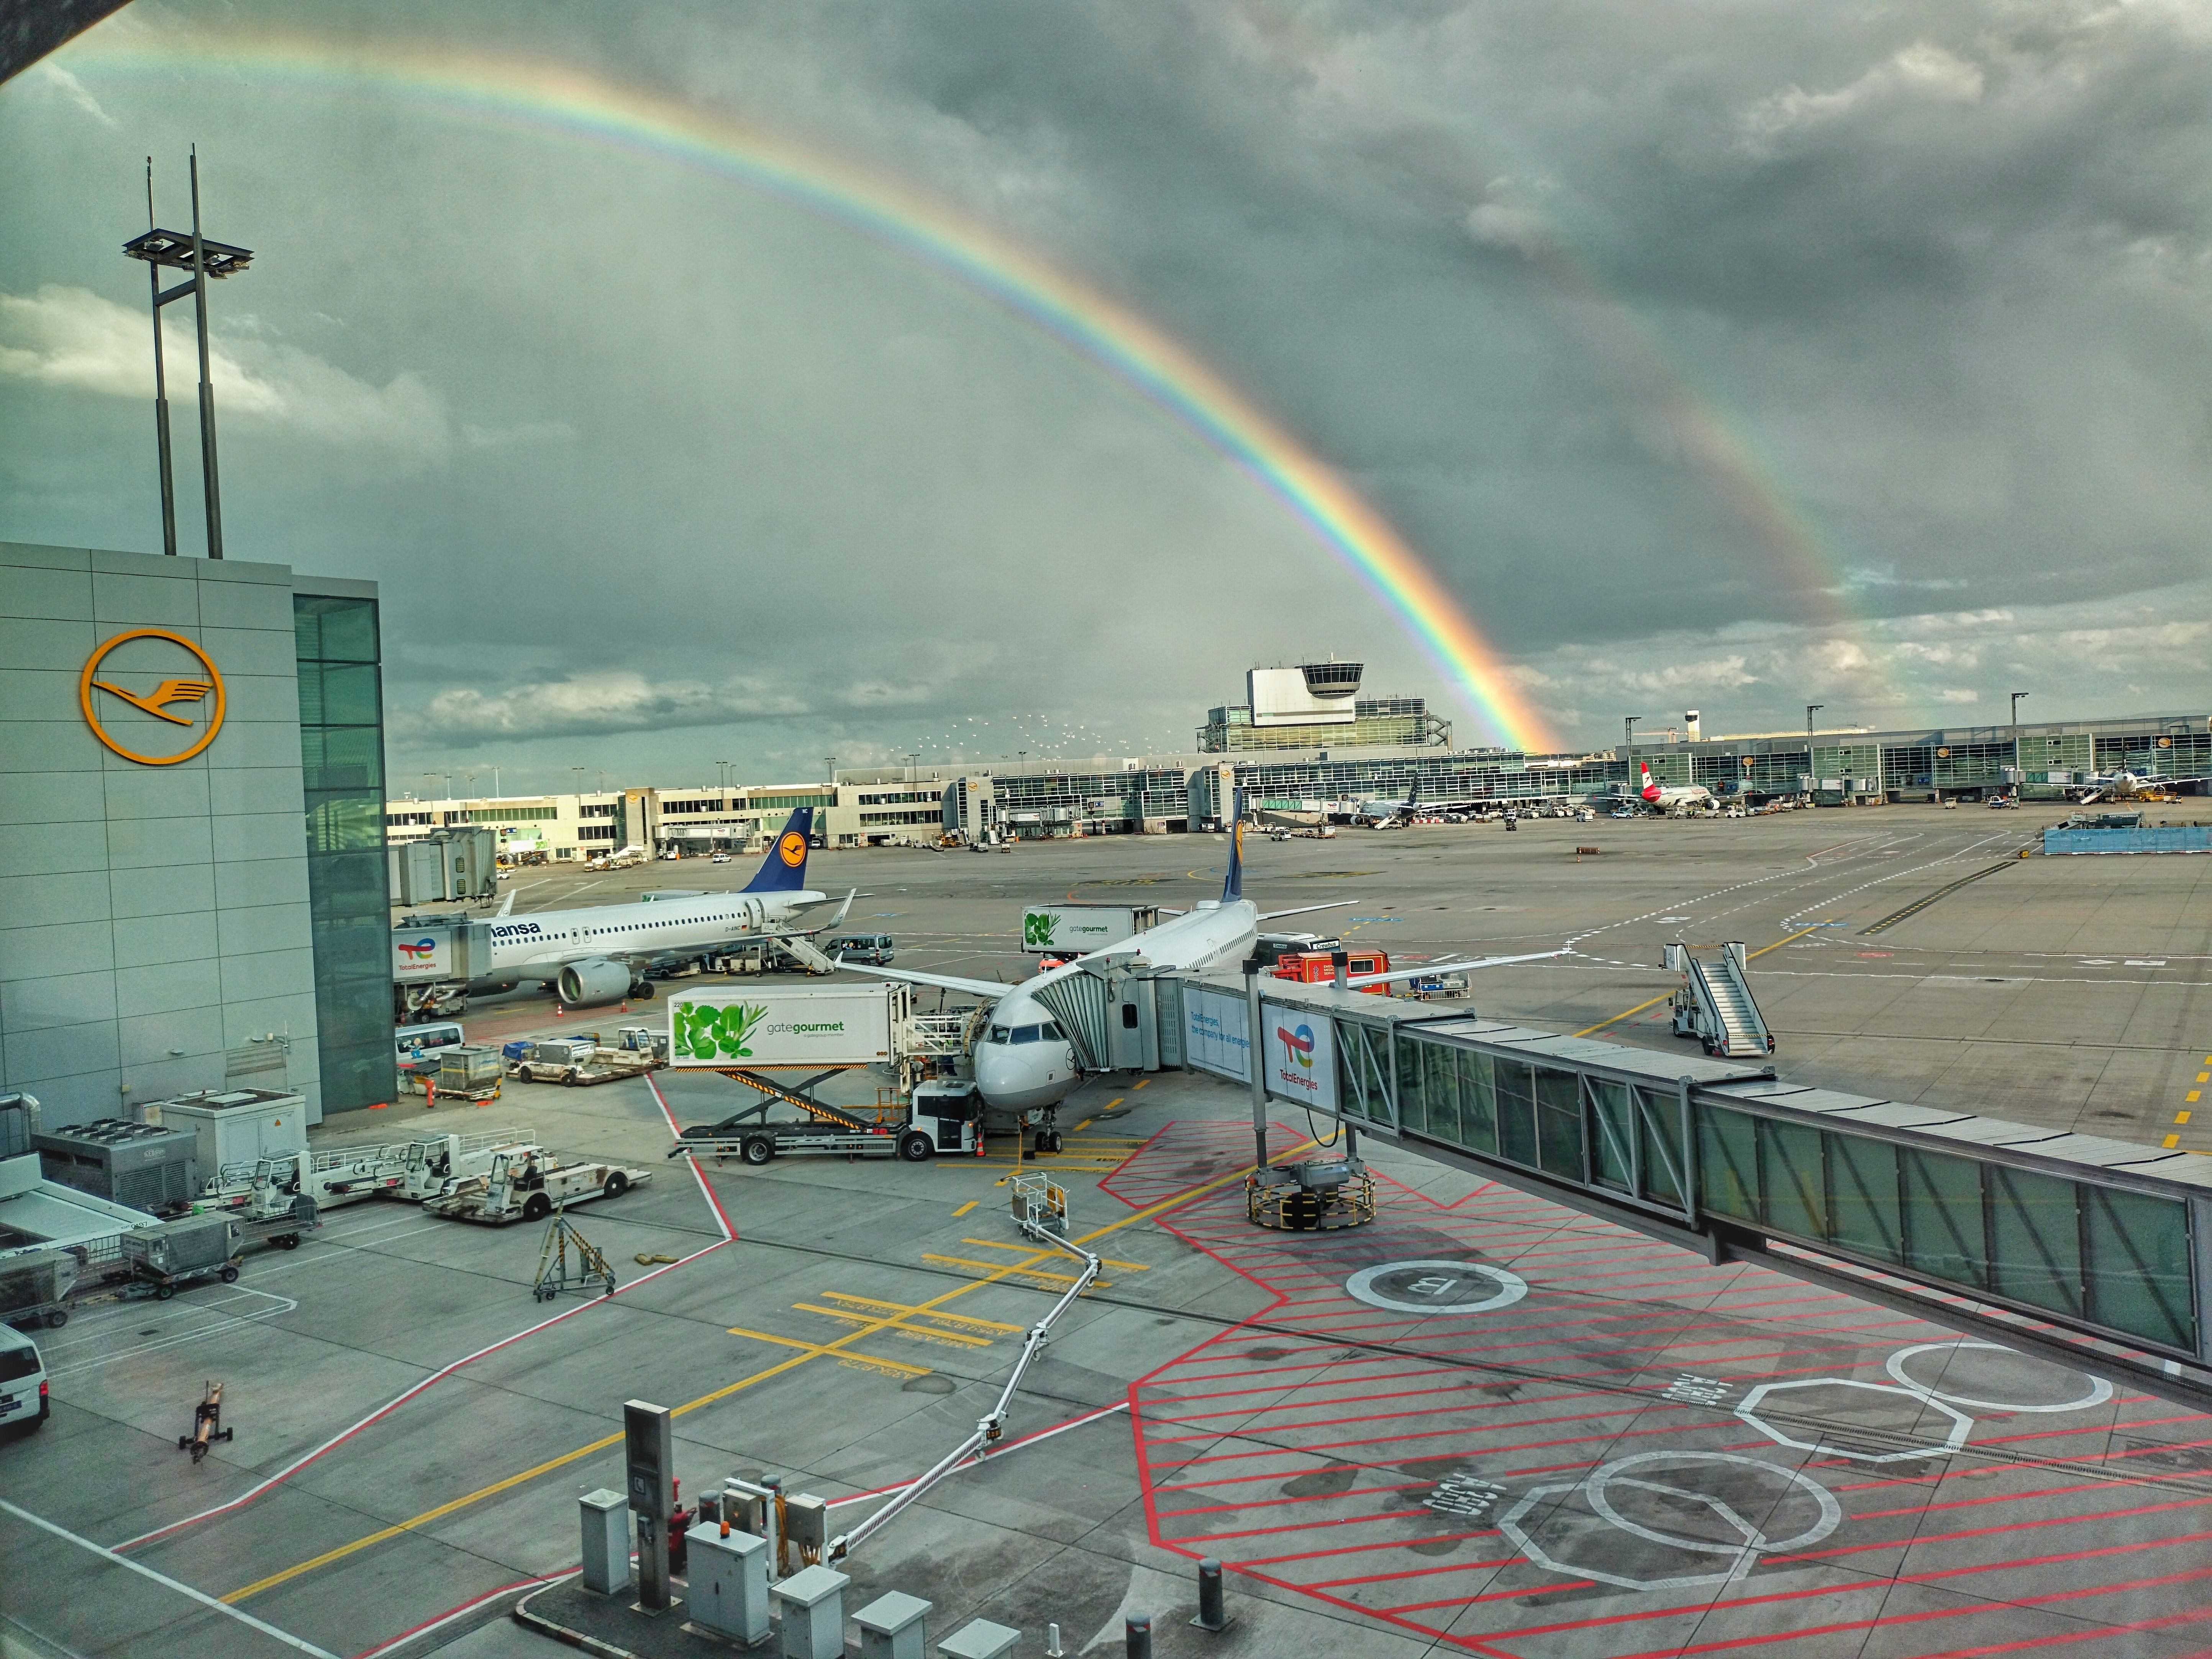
<box><xmin>2011</xmin><ymin>692</ymin><xmax>2029</xmax><ymax>774</ymax></box>
<box><xmin>1806</xmin><ymin>705</ymin><xmax>1823</xmax><ymax>741</ymax></box>
<box><xmin>123</xmin><ymin>150</ymin><xmax>251</xmax><ymax>560</ymax></box>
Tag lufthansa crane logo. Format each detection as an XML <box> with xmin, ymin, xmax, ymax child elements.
<box><xmin>778</xmin><ymin>830</ymin><xmax>808</xmax><ymax>867</ymax></box>
<box><xmin>79</xmin><ymin>628</ymin><xmax>228</xmax><ymax>766</ymax></box>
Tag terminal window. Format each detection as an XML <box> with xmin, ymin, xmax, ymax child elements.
<box><xmin>296</xmin><ymin>591</ymin><xmax>398</xmax><ymax>1115</ymax></box>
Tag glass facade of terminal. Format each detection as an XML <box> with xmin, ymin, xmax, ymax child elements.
<box><xmin>295</xmin><ymin>589</ymin><xmax>397</xmax><ymax>1112</ymax></box>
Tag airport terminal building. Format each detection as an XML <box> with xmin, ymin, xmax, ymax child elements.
<box><xmin>0</xmin><ymin>541</ymin><xmax>394</xmax><ymax>1128</ymax></box>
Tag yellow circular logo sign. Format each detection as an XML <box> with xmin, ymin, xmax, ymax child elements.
<box><xmin>79</xmin><ymin>628</ymin><xmax>227</xmax><ymax>766</ymax></box>
<box><xmin>778</xmin><ymin>830</ymin><xmax>808</xmax><ymax>867</ymax></box>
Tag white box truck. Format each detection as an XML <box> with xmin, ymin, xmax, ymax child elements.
<box><xmin>667</xmin><ymin>984</ymin><xmax>913</xmax><ymax>1068</ymax></box>
<box><xmin>1020</xmin><ymin>903</ymin><xmax>1158</xmax><ymax>956</ymax></box>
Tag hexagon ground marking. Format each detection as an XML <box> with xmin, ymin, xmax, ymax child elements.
<box><xmin>1736</xmin><ymin>1377</ymin><xmax>1973</xmax><ymax>1464</ymax></box>
<box><xmin>1343</xmin><ymin>1259</ymin><xmax>1528</xmax><ymax>1315</ymax></box>
<box><xmin>1497</xmin><ymin>1451</ymin><xmax>1841</xmax><ymax>1592</ymax></box>
<box><xmin>1884</xmin><ymin>1340</ymin><xmax>2116</xmax><ymax>1414</ymax></box>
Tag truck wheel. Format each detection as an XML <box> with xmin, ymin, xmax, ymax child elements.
<box><xmin>519</xmin><ymin>1064</ymin><xmax>538</xmax><ymax>1084</ymax></box>
<box><xmin>275</xmin><ymin>1234</ymin><xmax>300</xmax><ymax>1250</ymax></box>
<box><xmin>154</xmin><ymin>1284</ymin><xmax>174</xmax><ymax>1302</ymax></box>
<box><xmin>898</xmin><ymin>1132</ymin><xmax>935</xmax><ymax>1163</ymax></box>
<box><xmin>219</xmin><ymin>1265</ymin><xmax>239</xmax><ymax>1284</ymax></box>
<box><xmin>562</xmin><ymin>1070</ymin><xmax>579</xmax><ymax>1086</ymax></box>
<box><xmin>44</xmin><ymin>1309</ymin><xmax>67</xmax><ymax>1329</ymax></box>
<box><xmin>603</xmin><ymin>1171</ymin><xmax>631</xmax><ymax>1198</ymax></box>
<box><xmin>741</xmin><ymin>1136</ymin><xmax>774</xmax><ymax>1167</ymax></box>
<box><xmin>523</xmin><ymin>1192</ymin><xmax>554</xmax><ymax>1222</ymax></box>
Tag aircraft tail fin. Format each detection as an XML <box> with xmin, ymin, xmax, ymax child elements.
<box><xmin>742</xmin><ymin>808</ymin><xmax>815</xmax><ymax>892</ymax></box>
<box><xmin>495</xmin><ymin>887</ymin><xmax>518</xmax><ymax>918</ymax></box>
<box><xmin>1222</xmin><ymin>791</ymin><xmax>1245</xmax><ymax>903</ymax></box>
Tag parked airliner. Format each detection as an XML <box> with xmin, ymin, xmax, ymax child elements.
<box><xmin>393</xmin><ymin>809</ymin><xmax>848</xmax><ymax>1007</ymax></box>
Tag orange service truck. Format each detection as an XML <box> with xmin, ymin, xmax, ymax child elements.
<box><xmin>1270</xmin><ymin>949</ymin><xmax>1391</xmax><ymax>993</ymax></box>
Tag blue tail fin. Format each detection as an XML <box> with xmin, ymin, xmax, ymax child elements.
<box><xmin>742</xmin><ymin>808</ymin><xmax>815</xmax><ymax>892</ymax></box>
<box><xmin>1222</xmin><ymin>791</ymin><xmax>1245</xmax><ymax>902</ymax></box>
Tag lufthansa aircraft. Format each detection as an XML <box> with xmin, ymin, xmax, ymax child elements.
<box><xmin>412</xmin><ymin>809</ymin><xmax>848</xmax><ymax>1007</ymax></box>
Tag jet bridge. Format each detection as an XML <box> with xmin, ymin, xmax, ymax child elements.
<box><xmin>1179</xmin><ymin>973</ymin><xmax>2212</xmax><ymax>1414</ymax></box>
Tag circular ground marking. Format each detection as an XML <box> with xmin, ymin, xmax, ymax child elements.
<box><xmin>1344</xmin><ymin>1259</ymin><xmax>1527</xmax><ymax>1315</ymax></box>
<box><xmin>1884</xmin><ymin>1341</ymin><xmax>2115</xmax><ymax>1414</ymax></box>
<box><xmin>1586</xmin><ymin>1451</ymin><xmax>1842</xmax><ymax>1556</ymax></box>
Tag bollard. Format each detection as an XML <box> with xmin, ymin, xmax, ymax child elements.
<box><xmin>1125</xmin><ymin>1611</ymin><xmax>1152</xmax><ymax>1659</ymax></box>
<box><xmin>1193</xmin><ymin>1556</ymin><xmax>1230</xmax><ymax>1632</ymax></box>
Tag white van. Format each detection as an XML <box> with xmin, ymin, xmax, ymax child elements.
<box><xmin>0</xmin><ymin>1326</ymin><xmax>49</xmax><ymax>1432</ymax></box>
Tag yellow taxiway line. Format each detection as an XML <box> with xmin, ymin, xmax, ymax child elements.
<box><xmin>223</xmin><ymin>1148</ymin><xmax>1304</xmax><ymax>1607</ymax></box>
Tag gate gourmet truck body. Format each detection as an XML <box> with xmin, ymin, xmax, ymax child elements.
<box><xmin>1019</xmin><ymin>903</ymin><xmax>1158</xmax><ymax>956</ymax></box>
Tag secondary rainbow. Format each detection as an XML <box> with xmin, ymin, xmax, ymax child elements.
<box><xmin>61</xmin><ymin>28</ymin><xmax>1557</xmax><ymax>751</ymax></box>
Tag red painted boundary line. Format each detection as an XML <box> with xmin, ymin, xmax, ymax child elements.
<box><xmin>351</xmin><ymin>1569</ymin><xmax>576</xmax><ymax>1659</ymax></box>
<box><xmin>116</xmin><ymin>1074</ymin><xmax>736</xmax><ymax>1554</ymax></box>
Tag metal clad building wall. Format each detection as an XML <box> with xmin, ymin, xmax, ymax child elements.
<box><xmin>0</xmin><ymin>543</ymin><xmax>326</xmax><ymax>1127</ymax></box>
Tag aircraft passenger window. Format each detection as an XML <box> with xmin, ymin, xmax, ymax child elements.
<box><xmin>1011</xmin><ymin>1025</ymin><xmax>1042</xmax><ymax>1044</ymax></box>
<box><xmin>990</xmin><ymin>1026</ymin><xmax>1010</xmax><ymax>1044</ymax></box>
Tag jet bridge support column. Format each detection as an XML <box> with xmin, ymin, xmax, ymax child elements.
<box><xmin>1242</xmin><ymin>959</ymin><xmax>1269</xmax><ymax>1172</ymax></box>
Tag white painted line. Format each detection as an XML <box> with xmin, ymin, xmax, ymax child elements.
<box><xmin>0</xmin><ymin>1498</ymin><xmax>338</xmax><ymax>1659</ymax></box>
<box><xmin>826</xmin><ymin>1401</ymin><xmax>1130</xmax><ymax>1508</ymax></box>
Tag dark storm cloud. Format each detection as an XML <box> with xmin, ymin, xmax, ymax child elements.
<box><xmin>3</xmin><ymin>0</ymin><xmax>2208</xmax><ymax>774</ymax></box>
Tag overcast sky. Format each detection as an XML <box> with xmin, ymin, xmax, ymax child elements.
<box><xmin>3</xmin><ymin>0</ymin><xmax>2207</xmax><ymax>791</ymax></box>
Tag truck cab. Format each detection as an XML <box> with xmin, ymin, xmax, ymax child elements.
<box><xmin>902</xmin><ymin>1080</ymin><xmax>984</xmax><ymax>1161</ymax></box>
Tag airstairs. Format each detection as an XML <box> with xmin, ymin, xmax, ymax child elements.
<box><xmin>1667</xmin><ymin>941</ymin><xmax>1775</xmax><ymax>1058</ymax></box>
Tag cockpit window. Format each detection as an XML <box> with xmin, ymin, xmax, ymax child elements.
<box><xmin>989</xmin><ymin>1026</ymin><xmax>1011</xmax><ymax>1044</ymax></box>
<box><xmin>1010</xmin><ymin>1024</ymin><xmax>1043</xmax><ymax>1044</ymax></box>
<box><xmin>1040</xmin><ymin>1021</ymin><xmax>1064</xmax><ymax>1041</ymax></box>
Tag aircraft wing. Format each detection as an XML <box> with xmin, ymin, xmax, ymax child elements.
<box><xmin>1258</xmin><ymin>900</ymin><xmax>1361</xmax><ymax>922</ymax></box>
<box><xmin>838</xmin><ymin>962</ymin><xmax>1012</xmax><ymax>999</ymax></box>
<box><xmin>1346</xmin><ymin>949</ymin><xmax>1566</xmax><ymax>987</ymax></box>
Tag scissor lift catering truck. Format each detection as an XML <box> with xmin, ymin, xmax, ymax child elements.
<box><xmin>664</xmin><ymin>984</ymin><xmax>989</xmax><ymax>1165</ymax></box>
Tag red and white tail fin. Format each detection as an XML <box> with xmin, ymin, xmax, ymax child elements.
<box><xmin>1640</xmin><ymin>762</ymin><xmax>1661</xmax><ymax>802</ymax></box>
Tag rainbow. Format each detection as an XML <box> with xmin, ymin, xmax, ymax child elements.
<box><xmin>57</xmin><ymin>26</ymin><xmax>1559</xmax><ymax>751</ymax></box>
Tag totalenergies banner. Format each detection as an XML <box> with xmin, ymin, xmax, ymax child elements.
<box><xmin>1261</xmin><ymin>999</ymin><xmax>1338</xmax><ymax>1113</ymax></box>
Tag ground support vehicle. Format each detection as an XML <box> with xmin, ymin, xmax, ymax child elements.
<box><xmin>397</xmin><ymin>1128</ymin><xmax>540</xmax><ymax>1202</ymax></box>
<box><xmin>1666</xmin><ymin>941</ymin><xmax>1777</xmax><ymax>1058</ymax></box>
<box><xmin>1271</xmin><ymin>949</ymin><xmax>1392</xmax><ymax>992</ymax></box>
<box><xmin>121</xmin><ymin>1215</ymin><xmax>244</xmax><ymax>1300</ymax></box>
<box><xmin>557</xmin><ymin>1048</ymin><xmax>665</xmax><ymax>1088</ymax></box>
<box><xmin>0</xmin><ymin>1250</ymin><xmax>80</xmax><ymax>1330</ymax></box>
<box><xmin>233</xmin><ymin>1195</ymin><xmax>319</xmax><ymax>1252</ymax></box>
<box><xmin>424</xmin><ymin>1151</ymin><xmax>652</xmax><ymax>1225</ymax></box>
<box><xmin>669</xmin><ymin>1070</ymin><xmax>987</xmax><ymax>1166</ymax></box>
<box><xmin>505</xmin><ymin>1036</ymin><xmax>604</xmax><ymax>1085</ymax></box>
<box><xmin>0</xmin><ymin>1326</ymin><xmax>48</xmax><ymax>1431</ymax></box>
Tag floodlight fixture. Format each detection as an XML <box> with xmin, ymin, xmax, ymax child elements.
<box><xmin>123</xmin><ymin>149</ymin><xmax>252</xmax><ymax>559</ymax></box>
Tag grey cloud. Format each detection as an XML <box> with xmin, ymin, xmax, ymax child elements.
<box><xmin>3</xmin><ymin>0</ymin><xmax>2208</xmax><ymax>781</ymax></box>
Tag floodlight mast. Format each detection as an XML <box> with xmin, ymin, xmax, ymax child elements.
<box><xmin>123</xmin><ymin>149</ymin><xmax>252</xmax><ymax>560</ymax></box>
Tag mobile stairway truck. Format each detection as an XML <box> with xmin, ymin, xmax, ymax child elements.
<box><xmin>662</xmin><ymin>983</ymin><xmax>992</xmax><ymax>1165</ymax></box>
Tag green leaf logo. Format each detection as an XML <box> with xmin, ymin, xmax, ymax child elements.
<box><xmin>674</xmin><ymin>1002</ymin><xmax>768</xmax><ymax>1061</ymax></box>
<box><xmin>1025</xmin><ymin>912</ymin><xmax>1058</xmax><ymax>947</ymax></box>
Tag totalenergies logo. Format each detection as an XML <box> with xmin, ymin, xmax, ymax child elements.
<box><xmin>397</xmin><ymin>937</ymin><xmax>438</xmax><ymax>961</ymax></box>
<box><xmin>1277</xmin><ymin>1022</ymin><xmax>1316</xmax><ymax>1069</ymax></box>
<box><xmin>79</xmin><ymin>628</ymin><xmax>226</xmax><ymax>766</ymax></box>
<box><xmin>778</xmin><ymin>830</ymin><xmax>807</xmax><ymax>867</ymax></box>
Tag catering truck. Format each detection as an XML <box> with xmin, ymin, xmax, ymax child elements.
<box><xmin>667</xmin><ymin>984</ymin><xmax>913</xmax><ymax>1069</ymax></box>
<box><xmin>1019</xmin><ymin>903</ymin><xmax>1158</xmax><ymax>957</ymax></box>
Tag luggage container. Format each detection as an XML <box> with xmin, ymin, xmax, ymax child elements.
<box><xmin>0</xmin><ymin>1250</ymin><xmax>80</xmax><ymax>1330</ymax></box>
<box><xmin>123</xmin><ymin>1214</ymin><xmax>242</xmax><ymax>1297</ymax></box>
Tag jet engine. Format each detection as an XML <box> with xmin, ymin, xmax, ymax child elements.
<box><xmin>556</xmin><ymin>959</ymin><xmax>633</xmax><ymax>1007</ymax></box>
